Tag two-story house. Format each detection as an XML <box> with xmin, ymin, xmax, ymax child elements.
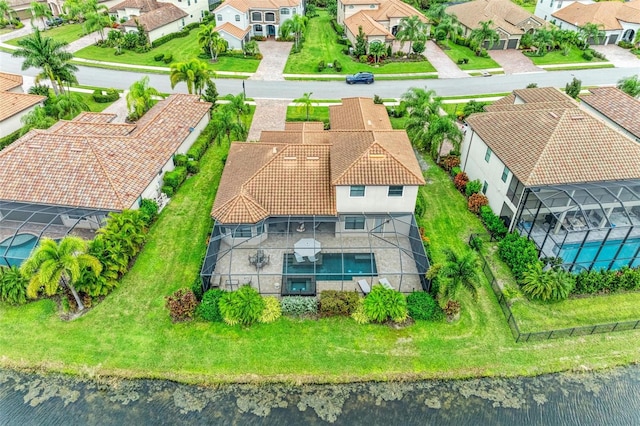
<box><xmin>212</xmin><ymin>0</ymin><xmax>304</xmax><ymax>49</ymax></box>
<box><xmin>200</xmin><ymin>97</ymin><xmax>429</xmax><ymax>296</ymax></box>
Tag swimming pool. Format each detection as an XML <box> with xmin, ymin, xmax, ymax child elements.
<box><xmin>0</xmin><ymin>234</ymin><xmax>39</xmax><ymax>267</ymax></box>
<box><xmin>559</xmin><ymin>238</ymin><xmax>640</xmax><ymax>271</ymax></box>
<box><xmin>283</xmin><ymin>253</ymin><xmax>378</xmax><ymax>281</ymax></box>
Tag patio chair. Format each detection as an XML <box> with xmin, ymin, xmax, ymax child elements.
<box><xmin>294</xmin><ymin>252</ymin><xmax>305</xmax><ymax>263</ymax></box>
<box><xmin>357</xmin><ymin>279</ymin><xmax>371</xmax><ymax>295</ymax></box>
<box><xmin>308</xmin><ymin>254</ymin><xmax>318</xmax><ymax>262</ymax></box>
<box><xmin>379</xmin><ymin>278</ymin><xmax>393</xmax><ymax>290</ymax></box>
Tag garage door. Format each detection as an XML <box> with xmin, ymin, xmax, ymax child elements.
<box><xmin>608</xmin><ymin>34</ymin><xmax>618</xmax><ymax>45</ymax></box>
<box><xmin>507</xmin><ymin>39</ymin><xmax>518</xmax><ymax>49</ymax></box>
<box><xmin>489</xmin><ymin>40</ymin><xmax>505</xmax><ymax>50</ymax></box>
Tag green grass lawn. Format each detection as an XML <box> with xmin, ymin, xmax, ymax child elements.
<box><xmin>526</xmin><ymin>46</ymin><xmax>607</xmax><ymax>65</ymax></box>
<box><xmin>286</xmin><ymin>105</ymin><xmax>329</xmax><ymax>124</ymax></box>
<box><xmin>440</xmin><ymin>40</ymin><xmax>501</xmax><ymax>70</ymax></box>
<box><xmin>284</xmin><ymin>11</ymin><xmax>436</xmax><ymax>75</ymax></box>
<box><xmin>74</xmin><ymin>31</ymin><xmax>260</xmax><ymax>73</ymax></box>
<box><xmin>5</xmin><ymin>23</ymin><xmax>86</xmax><ymax>46</ymax></box>
<box><xmin>74</xmin><ymin>92</ymin><xmax>116</xmax><ymax>113</ymax></box>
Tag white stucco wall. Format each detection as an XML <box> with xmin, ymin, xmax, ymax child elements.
<box><xmin>0</xmin><ymin>103</ymin><xmax>42</xmax><ymax>138</ymax></box>
<box><xmin>335</xmin><ymin>185</ymin><xmax>418</xmax><ymax>213</ymax></box>
<box><xmin>338</xmin><ymin>2</ymin><xmax>378</xmax><ymax>25</ymax></box>
<box><xmin>146</xmin><ymin>19</ymin><xmax>186</xmax><ymax>42</ymax></box>
<box><xmin>534</xmin><ymin>0</ymin><xmax>593</xmax><ymax>22</ymax></box>
<box><xmin>160</xmin><ymin>0</ymin><xmax>208</xmax><ymax>22</ymax></box>
<box><xmin>219</xmin><ymin>30</ymin><xmax>244</xmax><ymax>49</ymax></box>
<box><xmin>215</xmin><ymin>4</ymin><xmax>249</xmax><ymax>29</ymax></box>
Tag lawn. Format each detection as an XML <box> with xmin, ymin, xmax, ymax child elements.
<box><xmin>0</xmin><ymin>110</ymin><xmax>640</xmax><ymax>384</ymax></box>
<box><xmin>439</xmin><ymin>40</ymin><xmax>501</xmax><ymax>70</ymax></box>
<box><xmin>526</xmin><ymin>46</ymin><xmax>607</xmax><ymax>65</ymax></box>
<box><xmin>74</xmin><ymin>92</ymin><xmax>116</xmax><ymax>113</ymax></box>
<box><xmin>284</xmin><ymin>11</ymin><xmax>436</xmax><ymax>75</ymax></box>
<box><xmin>286</xmin><ymin>105</ymin><xmax>329</xmax><ymax>124</ymax></box>
<box><xmin>74</xmin><ymin>31</ymin><xmax>260</xmax><ymax>73</ymax></box>
<box><xmin>5</xmin><ymin>23</ymin><xmax>86</xmax><ymax>46</ymax></box>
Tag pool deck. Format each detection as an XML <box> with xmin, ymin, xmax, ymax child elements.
<box><xmin>0</xmin><ymin>220</ymin><xmax>96</xmax><ymax>245</ymax></box>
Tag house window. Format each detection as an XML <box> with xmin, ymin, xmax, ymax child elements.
<box><xmin>265</xmin><ymin>12</ymin><xmax>275</xmax><ymax>21</ymax></box>
<box><xmin>557</xmin><ymin>2</ymin><xmax>561</xmax><ymax>7</ymax></box>
<box><xmin>252</xmin><ymin>11</ymin><xmax>261</xmax><ymax>21</ymax></box>
<box><xmin>482</xmin><ymin>181</ymin><xmax>488</xmax><ymax>194</ymax></box>
<box><xmin>501</xmin><ymin>166</ymin><xmax>509</xmax><ymax>182</ymax></box>
<box><xmin>350</xmin><ymin>185</ymin><xmax>365</xmax><ymax>197</ymax></box>
<box><xmin>349</xmin><ymin>5</ymin><xmax>354</xmax><ymax>8</ymax></box>
<box><xmin>235</xmin><ymin>14</ymin><xmax>240</xmax><ymax>21</ymax></box>
<box><xmin>187</xmin><ymin>0</ymin><xmax>190</xmax><ymax>5</ymax></box>
<box><xmin>217</xmin><ymin>14</ymin><xmax>222</xmax><ymax>21</ymax></box>
<box><xmin>369</xmin><ymin>4</ymin><xmax>375</xmax><ymax>7</ymax></box>
<box><xmin>181</xmin><ymin>18</ymin><xmax>185</xmax><ymax>26</ymax></box>
<box><xmin>232</xmin><ymin>226</ymin><xmax>252</xmax><ymax>238</ymax></box>
<box><xmin>485</xmin><ymin>147</ymin><xmax>492</xmax><ymax>162</ymax></box>
<box><xmin>388</xmin><ymin>186</ymin><xmax>404</xmax><ymax>197</ymax></box>
<box><xmin>345</xmin><ymin>216</ymin><xmax>366</xmax><ymax>230</ymax></box>
<box><xmin>292</xmin><ymin>9</ymin><xmax>297</xmax><ymax>14</ymax></box>
<box><xmin>254</xmin><ymin>24</ymin><xmax>263</xmax><ymax>32</ymax></box>
<box><xmin>281</xmin><ymin>8</ymin><xmax>289</xmax><ymax>15</ymax></box>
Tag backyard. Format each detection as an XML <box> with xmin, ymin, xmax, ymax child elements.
<box><xmin>284</xmin><ymin>11</ymin><xmax>436</xmax><ymax>75</ymax></box>
<box><xmin>5</xmin><ymin>23</ymin><xmax>86</xmax><ymax>46</ymax></box>
<box><xmin>286</xmin><ymin>105</ymin><xmax>329</xmax><ymax>125</ymax></box>
<box><xmin>439</xmin><ymin>40</ymin><xmax>501</xmax><ymax>70</ymax></box>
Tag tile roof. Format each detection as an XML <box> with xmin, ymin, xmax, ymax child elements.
<box><xmin>109</xmin><ymin>0</ymin><xmax>162</xmax><ymax>13</ymax></box>
<box><xmin>214</xmin><ymin>0</ymin><xmax>300</xmax><ymax>13</ymax></box>
<box><xmin>513</xmin><ymin>87</ymin><xmax>576</xmax><ymax>104</ymax></box>
<box><xmin>0</xmin><ymin>92</ymin><xmax>46</xmax><ymax>122</ymax></box>
<box><xmin>329</xmin><ymin>98</ymin><xmax>393</xmax><ymax>130</ymax></box>
<box><xmin>0</xmin><ymin>72</ymin><xmax>23</xmax><ymax>92</ymax></box>
<box><xmin>285</xmin><ymin>121</ymin><xmax>325</xmax><ymax>131</ymax></box>
<box><xmin>580</xmin><ymin>86</ymin><xmax>640</xmax><ymax>140</ymax></box>
<box><xmin>0</xmin><ymin>94</ymin><xmax>211</xmax><ymax>210</ymax></box>
<box><xmin>341</xmin><ymin>0</ymin><xmax>381</xmax><ymax>5</ymax></box>
<box><xmin>345</xmin><ymin>12</ymin><xmax>394</xmax><ymax>38</ymax></box>
<box><xmin>72</xmin><ymin>112</ymin><xmax>118</xmax><ymax>123</ymax></box>
<box><xmin>215</xmin><ymin>0</ymin><xmax>251</xmax><ymax>13</ymax></box>
<box><xmin>552</xmin><ymin>0</ymin><xmax>640</xmax><ymax>30</ymax></box>
<box><xmin>216</xmin><ymin>22</ymin><xmax>251</xmax><ymax>40</ymax></box>
<box><xmin>446</xmin><ymin>0</ymin><xmax>545</xmax><ymax>36</ymax></box>
<box><xmin>466</xmin><ymin>106</ymin><xmax>640</xmax><ymax>186</ymax></box>
<box><xmin>370</xmin><ymin>0</ymin><xmax>428</xmax><ymax>22</ymax></box>
<box><xmin>212</xmin><ymin>98</ymin><xmax>425</xmax><ymax>224</ymax></box>
<box><xmin>484</xmin><ymin>100</ymin><xmax>577</xmax><ymax>112</ymax></box>
<box><xmin>122</xmin><ymin>3</ymin><xmax>187</xmax><ymax>31</ymax></box>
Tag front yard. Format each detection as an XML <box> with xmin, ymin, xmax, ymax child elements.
<box><xmin>439</xmin><ymin>40</ymin><xmax>501</xmax><ymax>70</ymax></box>
<box><xmin>5</xmin><ymin>23</ymin><xmax>86</xmax><ymax>46</ymax></box>
<box><xmin>525</xmin><ymin>45</ymin><xmax>608</xmax><ymax>65</ymax></box>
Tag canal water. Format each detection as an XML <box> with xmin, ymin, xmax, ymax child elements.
<box><xmin>1</xmin><ymin>366</ymin><xmax>640</xmax><ymax>425</ymax></box>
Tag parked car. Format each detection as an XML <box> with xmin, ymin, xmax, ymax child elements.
<box><xmin>346</xmin><ymin>72</ymin><xmax>374</xmax><ymax>85</ymax></box>
<box><xmin>46</xmin><ymin>17</ymin><xmax>64</xmax><ymax>27</ymax></box>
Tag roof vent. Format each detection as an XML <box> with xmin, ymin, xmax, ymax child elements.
<box><xmin>272</xmin><ymin>147</ymin><xmax>278</xmax><ymax>154</ymax></box>
<box><xmin>548</xmin><ymin>112</ymin><xmax>559</xmax><ymax>119</ymax></box>
<box><xmin>306</xmin><ymin>156</ymin><xmax>319</xmax><ymax>160</ymax></box>
<box><xmin>27</xmin><ymin>144</ymin><xmax>42</xmax><ymax>149</ymax></box>
<box><xmin>283</xmin><ymin>156</ymin><xmax>297</xmax><ymax>160</ymax></box>
<box><xmin>367</xmin><ymin>120</ymin><xmax>372</xmax><ymax>126</ymax></box>
<box><xmin>570</xmin><ymin>115</ymin><xmax>584</xmax><ymax>120</ymax></box>
<box><xmin>369</xmin><ymin>153</ymin><xmax>386</xmax><ymax>159</ymax></box>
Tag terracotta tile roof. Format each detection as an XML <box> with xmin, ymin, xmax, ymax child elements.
<box><xmin>552</xmin><ymin>1</ymin><xmax>640</xmax><ymax>30</ymax></box>
<box><xmin>72</xmin><ymin>112</ymin><xmax>118</xmax><ymax>123</ymax></box>
<box><xmin>214</xmin><ymin>0</ymin><xmax>300</xmax><ymax>13</ymax></box>
<box><xmin>0</xmin><ymin>94</ymin><xmax>211</xmax><ymax>210</ymax></box>
<box><xmin>0</xmin><ymin>72</ymin><xmax>23</xmax><ymax>92</ymax></box>
<box><xmin>345</xmin><ymin>12</ymin><xmax>394</xmax><ymax>38</ymax></box>
<box><xmin>49</xmin><ymin>121</ymin><xmax>137</xmax><ymax>136</ymax></box>
<box><xmin>285</xmin><ymin>121</ymin><xmax>325</xmax><ymax>131</ymax></box>
<box><xmin>446</xmin><ymin>0</ymin><xmax>545</xmax><ymax>36</ymax></box>
<box><xmin>484</xmin><ymin>100</ymin><xmax>577</xmax><ymax>112</ymax></box>
<box><xmin>109</xmin><ymin>0</ymin><xmax>162</xmax><ymax>13</ymax></box>
<box><xmin>329</xmin><ymin>97</ymin><xmax>393</xmax><ymax>130</ymax></box>
<box><xmin>513</xmin><ymin>87</ymin><xmax>575</xmax><ymax>104</ymax></box>
<box><xmin>341</xmin><ymin>0</ymin><xmax>381</xmax><ymax>5</ymax></box>
<box><xmin>122</xmin><ymin>3</ymin><xmax>187</xmax><ymax>31</ymax></box>
<box><xmin>215</xmin><ymin>0</ymin><xmax>251</xmax><ymax>13</ymax></box>
<box><xmin>371</xmin><ymin>0</ymin><xmax>428</xmax><ymax>23</ymax></box>
<box><xmin>216</xmin><ymin>22</ymin><xmax>251</xmax><ymax>40</ymax></box>
<box><xmin>580</xmin><ymin>87</ymin><xmax>640</xmax><ymax>140</ymax></box>
<box><xmin>0</xmin><ymin>92</ymin><xmax>46</xmax><ymax>122</ymax></box>
<box><xmin>466</xmin><ymin>107</ymin><xmax>640</xmax><ymax>186</ymax></box>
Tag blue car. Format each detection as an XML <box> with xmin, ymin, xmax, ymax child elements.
<box><xmin>346</xmin><ymin>72</ymin><xmax>374</xmax><ymax>84</ymax></box>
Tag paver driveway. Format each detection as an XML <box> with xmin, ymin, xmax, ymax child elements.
<box><xmin>591</xmin><ymin>45</ymin><xmax>640</xmax><ymax>68</ymax></box>
<box><xmin>424</xmin><ymin>40</ymin><xmax>468</xmax><ymax>79</ymax></box>
<box><xmin>249</xmin><ymin>40</ymin><xmax>293</xmax><ymax>81</ymax></box>
<box><xmin>247</xmin><ymin>98</ymin><xmax>291</xmax><ymax>141</ymax></box>
<box><xmin>488</xmin><ymin>50</ymin><xmax>542</xmax><ymax>74</ymax></box>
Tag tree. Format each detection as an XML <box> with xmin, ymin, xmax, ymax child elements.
<box><xmin>402</xmin><ymin>87</ymin><xmax>442</xmax><ymax>139</ymax></box>
<box><xmin>578</xmin><ymin>22</ymin><xmax>604</xmax><ymax>48</ymax></box>
<box><xmin>83</xmin><ymin>9</ymin><xmax>110</xmax><ymax>42</ymax></box>
<box><xmin>0</xmin><ymin>0</ymin><xmax>16</xmax><ymax>27</ymax></box>
<box><xmin>201</xmin><ymin>80</ymin><xmax>218</xmax><ymax>111</ymax></box>
<box><xmin>617</xmin><ymin>75</ymin><xmax>640</xmax><ymax>98</ymax></box>
<box><xmin>434</xmin><ymin>15</ymin><xmax>462</xmax><ymax>42</ymax></box>
<box><xmin>565</xmin><ymin>76</ymin><xmax>582</xmax><ymax>99</ymax></box>
<box><xmin>521</xmin><ymin>262</ymin><xmax>574</xmax><ymax>302</ymax></box>
<box><xmin>469</xmin><ymin>20</ymin><xmax>499</xmax><ymax>54</ymax></box>
<box><xmin>396</xmin><ymin>15</ymin><xmax>427</xmax><ymax>54</ymax></box>
<box><xmin>20</xmin><ymin>106</ymin><xmax>56</xmax><ymax>134</ymax></box>
<box><xmin>30</xmin><ymin>1</ymin><xmax>51</xmax><ymax>29</ymax></box>
<box><xmin>368</xmin><ymin>40</ymin><xmax>386</xmax><ymax>63</ymax></box>
<box><xmin>290</xmin><ymin>14</ymin><xmax>308</xmax><ymax>49</ymax></box>
<box><xmin>12</xmin><ymin>29</ymin><xmax>77</xmax><ymax>95</ymax></box>
<box><xmin>531</xmin><ymin>28</ymin><xmax>553</xmax><ymax>56</ymax></box>
<box><xmin>170</xmin><ymin>59</ymin><xmax>212</xmax><ymax>95</ymax></box>
<box><xmin>426</xmin><ymin>4</ymin><xmax>448</xmax><ymax>24</ymax></box>
<box><xmin>49</xmin><ymin>92</ymin><xmax>90</xmax><ymax>119</ymax></box>
<box><xmin>422</xmin><ymin>114</ymin><xmax>462</xmax><ymax>160</ymax></box>
<box><xmin>438</xmin><ymin>249</ymin><xmax>480</xmax><ymax>301</ymax></box>
<box><xmin>326</xmin><ymin>0</ymin><xmax>337</xmax><ymax>18</ymax></box>
<box><xmin>294</xmin><ymin>92</ymin><xmax>314</xmax><ymax>121</ymax></box>
<box><xmin>243</xmin><ymin>40</ymin><xmax>258</xmax><ymax>56</ymax></box>
<box><xmin>198</xmin><ymin>24</ymin><xmax>228</xmax><ymax>61</ymax></box>
<box><xmin>126</xmin><ymin>76</ymin><xmax>161</xmax><ymax>119</ymax></box>
<box><xmin>226</xmin><ymin>92</ymin><xmax>249</xmax><ymax>128</ymax></box>
<box><xmin>21</xmin><ymin>236</ymin><xmax>102</xmax><ymax>312</ymax></box>
<box><xmin>354</xmin><ymin>26</ymin><xmax>367</xmax><ymax>57</ymax></box>
<box><xmin>211</xmin><ymin>105</ymin><xmax>244</xmax><ymax>144</ymax></box>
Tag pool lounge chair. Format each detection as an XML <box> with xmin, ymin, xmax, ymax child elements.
<box><xmin>294</xmin><ymin>252</ymin><xmax>305</xmax><ymax>263</ymax></box>
<box><xmin>378</xmin><ymin>278</ymin><xmax>393</xmax><ymax>290</ymax></box>
<box><xmin>357</xmin><ymin>279</ymin><xmax>371</xmax><ymax>295</ymax></box>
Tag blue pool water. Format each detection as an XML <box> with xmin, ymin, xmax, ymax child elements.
<box><xmin>283</xmin><ymin>253</ymin><xmax>377</xmax><ymax>281</ymax></box>
<box><xmin>0</xmin><ymin>234</ymin><xmax>38</xmax><ymax>267</ymax></box>
<box><xmin>559</xmin><ymin>238</ymin><xmax>640</xmax><ymax>270</ymax></box>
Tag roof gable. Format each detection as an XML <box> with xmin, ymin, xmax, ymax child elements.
<box><xmin>580</xmin><ymin>87</ymin><xmax>640</xmax><ymax>140</ymax></box>
<box><xmin>447</xmin><ymin>0</ymin><xmax>545</xmax><ymax>36</ymax></box>
<box><xmin>553</xmin><ymin>1</ymin><xmax>640</xmax><ymax>30</ymax></box>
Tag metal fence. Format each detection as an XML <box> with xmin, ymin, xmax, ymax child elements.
<box><xmin>474</xmin><ymin>235</ymin><xmax>640</xmax><ymax>343</ymax></box>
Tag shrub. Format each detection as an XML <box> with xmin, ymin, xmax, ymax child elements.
<box><xmin>581</xmin><ymin>50</ymin><xmax>593</xmax><ymax>61</ymax></box>
<box><xmin>359</xmin><ymin>55</ymin><xmax>368</xmax><ymax>63</ymax></box>
<box><xmin>497</xmin><ymin>232</ymin><xmax>540</xmax><ymax>283</ymax></box>
<box><xmin>441</xmin><ymin>155</ymin><xmax>460</xmax><ymax>172</ymax></box>
<box><xmin>191</xmin><ymin>277</ymin><xmax>204</xmax><ymax>301</ymax></box>
<box><xmin>414</xmin><ymin>186</ymin><xmax>427</xmax><ymax>218</ymax></box>
<box><xmin>468</xmin><ymin>193</ymin><xmax>488</xmax><ymax>213</ymax></box>
<box><xmin>139</xmin><ymin>198</ymin><xmax>159</xmax><ymax>224</ymax></box>
<box><xmin>173</xmin><ymin>154</ymin><xmax>188</xmax><ymax>167</ymax></box>
<box><xmin>317</xmin><ymin>60</ymin><xmax>325</xmax><ymax>71</ymax></box>
<box><xmin>0</xmin><ymin>266</ymin><xmax>28</xmax><ymax>305</ymax></box>
<box><xmin>186</xmin><ymin>160</ymin><xmax>199</xmax><ymax>174</ymax></box>
<box><xmin>406</xmin><ymin>291</ymin><xmax>440</xmax><ymax>321</ymax></box>
<box><xmin>151</xmin><ymin>28</ymin><xmax>191</xmax><ymax>48</ymax></box>
<box><xmin>479</xmin><ymin>206</ymin><xmax>508</xmax><ymax>240</ymax></box>
<box><xmin>363</xmin><ymin>285</ymin><xmax>408</xmax><ymax>323</ymax></box>
<box><xmin>218</xmin><ymin>285</ymin><xmax>265</xmax><ymax>326</ymax></box>
<box><xmin>465</xmin><ymin>179</ymin><xmax>482</xmax><ymax>196</ymax></box>
<box><xmin>153</xmin><ymin>53</ymin><xmax>165</xmax><ymax>61</ymax></box>
<box><xmin>196</xmin><ymin>289</ymin><xmax>225</xmax><ymax>322</ymax></box>
<box><xmin>92</xmin><ymin>88</ymin><xmax>119</xmax><ymax>103</ymax></box>
<box><xmin>333</xmin><ymin>59</ymin><xmax>342</xmax><ymax>72</ymax></box>
<box><xmin>469</xmin><ymin>235</ymin><xmax>483</xmax><ymax>251</ymax></box>
<box><xmin>319</xmin><ymin>290</ymin><xmax>360</xmax><ymax>316</ymax></box>
<box><xmin>351</xmin><ymin>298</ymin><xmax>370</xmax><ymax>324</ymax></box>
<box><xmin>521</xmin><ymin>263</ymin><xmax>574</xmax><ymax>302</ymax></box>
<box><xmin>454</xmin><ymin>172</ymin><xmax>469</xmax><ymax>192</ymax></box>
<box><xmin>574</xmin><ymin>269</ymin><xmax>619</xmax><ymax>295</ymax></box>
<box><xmin>161</xmin><ymin>185</ymin><xmax>174</xmax><ymax>197</ymax></box>
<box><xmin>163</xmin><ymin>166</ymin><xmax>188</xmax><ymax>192</ymax></box>
<box><xmin>450</xmin><ymin>166</ymin><xmax>462</xmax><ymax>178</ymax></box>
<box><xmin>373</xmin><ymin>94</ymin><xmax>384</xmax><ymax>105</ymax></box>
<box><xmin>259</xmin><ymin>296</ymin><xmax>282</xmax><ymax>323</ymax></box>
<box><xmin>280</xmin><ymin>296</ymin><xmax>318</xmax><ymax>316</ymax></box>
<box><xmin>443</xmin><ymin>300</ymin><xmax>461</xmax><ymax>319</ymax></box>
<box><xmin>163</xmin><ymin>53</ymin><xmax>173</xmax><ymax>64</ymax></box>
<box><xmin>165</xmin><ymin>288</ymin><xmax>198</xmax><ymax>322</ymax></box>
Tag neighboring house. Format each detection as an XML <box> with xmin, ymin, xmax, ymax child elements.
<box><xmin>550</xmin><ymin>0</ymin><xmax>640</xmax><ymax>45</ymax></box>
<box><xmin>201</xmin><ymin>97</ymin><xmax>429</xmax><ymax>296</ymax></box>
<box><xmin>533</xmin><ymin>0</ymin><xmax>593</xmax><ymax>26</ymax></box>
<box><xmin>0</xmin><ymin>94</ymin><xmax>211</xmax><ymax>267</ymax></box>
<box><xmin>339</xmin><ymin>0</ymin><xmax>428</xmax><ymax>52</ymax></box>
<box><xmin>580</xmin><ymin>87</ymin><xmax>640</xmax><ymax>143</ymax></box>
<box><xmin>212</xmin><ymin>0</ymin><xmax>304</xmax><ymax>49</ymax></box>
<box><xmin>446</xmin><ymin>0</ymin><xmax>547</xmax><ymax>50</ymax></box>
<box><xmin>460</xmin><ymin>87</ymin><xmax>640</xmax><ymax>272</ymax></box>
<box><xmin>0</xmin><ymin>72</ymin><xmax>46</xmax><ymax>139</ymax></box>
<box><xmin>110</xmin><ymin>0</ymin><xmax>207</xmax><ymax>42</ymax></box>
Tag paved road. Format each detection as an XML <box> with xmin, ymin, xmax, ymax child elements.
<box><xmin>1</xmin><ymin>51</ymin><xmax>638</xmax><ymax>98</ymax></box>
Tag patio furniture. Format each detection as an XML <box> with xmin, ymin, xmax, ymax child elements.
<box><xmin>308</xmin><ymin>254</ymin><xmax>318</xmax><ymax>262</ymax></box>
<box><xmin>296</xmin><ymin>222</ymin><xmax>306</xmax><ymax>232</ymax></box>
<box><xmin>379</xmin><ymin>278</ymin><xmax>393</xmax><ymax>290</ymax></box>
<box><xmin>255</xmin><ymin>255</ymin><xmax>270</xmax><ymax>270</ymax></box>
<box><xmin>358</xmin><ymin>279</ymin><xmax>371</xmax><ymax>295</ymax></box>
<box><xmin>294</xmin><ymin>238</ymin><xmax>321</xmax><ymax>258</ymax></box>
<box><xmin>294</xmin><ymin>252</ymin><xmax>305</xmax><ymax>263</ymax></box>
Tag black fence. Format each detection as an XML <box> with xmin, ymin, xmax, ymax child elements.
<box><xmin>474</xmin><ymin>235</ymin><xmax>640</xmax><ymax>343</ymax></box>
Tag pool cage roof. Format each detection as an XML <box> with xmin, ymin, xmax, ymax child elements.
<box><xmin>200</xmin><ymin>213</ymin><xmax>430</xmax><ymax>295</ymax></box>
<box><xmin>0</xmin><ymin>200</ymin><xmax>111</xmax><ymax>267</ymax></box>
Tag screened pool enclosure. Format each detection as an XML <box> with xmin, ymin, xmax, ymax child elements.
<box><xmin>514</xmin><ymin>180</ymin><xmax>640</xmax><ymax>272</ymax></box>
<box><xmin>200</xmin><ymin>214</ymin><xmax>430</xmax><ymax>296</ymax></box>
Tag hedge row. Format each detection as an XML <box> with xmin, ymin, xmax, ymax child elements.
<box><xmin>151</xmin><ymin>22</ymin><xmax>199</xmax><ymax>48</ymax></box>
<box><xmin>92</xmin><ymin>88</ymin><xmax>119</xmax><ymax>103</ymax></box>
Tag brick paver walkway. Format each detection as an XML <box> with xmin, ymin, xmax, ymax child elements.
<box><xmin>249</xmin><ymin>40</ymin><xmax>293</xmax><ymax>81</ymax></box>
<box><xmin>247</xmin><ymin>98</ymin><xmax>291</xmax><ymax>141</ymax></box>
<box><xmin>424</xmin><ymin>40</ymin><xmax>469</xmax><ymax>79</ymax></box>
<box><xmin>66</xmin><ymin>30</ymin><xmax>103</xmax><ymax>53</ymax></box>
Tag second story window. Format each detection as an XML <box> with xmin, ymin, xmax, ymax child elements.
<box><xmin>235</xmin><ymin>14</ymin><xmax>240</xmax><ymax>21</ymax></box>
<box><xmin>501</xmin><ymin>166</ymin><xmax>509</xmax><ymax>182</ymax></box>
<box><xmin>217</xmin><ymin>14</ymin><xmax>222</xmax><ymax>21</ymax></box>
<box><xmin>350</xmin><ymin>185</ymin><xmax>365</xmax><ymax>197</ymax></box>
<box><xmin>281</xmin><ymin>8</ymin><xmax>289</xmax><ymax>15</ymax></box>
<box><xmin>265</xmin><ymin>12</ymin><xmax>275</xmax><ymax>21</ymax></box>
<box><xmin>485</xmin><ymin>147</ymin><xmax>492</xmax><ymax>163</ymax></box>
<box><xmin>388</xmin><ymin>186</ymin><xmax>403</xmax><ymax>197</ymax></box>
<box><xmin>252</xmin><ymin>11</ymin><xmax>261</xmax><ymax>21</ymax></box>
<box><xmin>482</xmin><ymin>181</ymin><xmax>489</xmax><ymax>194</ymax></box>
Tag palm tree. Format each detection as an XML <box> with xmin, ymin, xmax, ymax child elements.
<box><xmin>170</xmin><ymin>59</ymin><xmax>212</xmax><ymax>95</ymax></box>
<box><xmin>290</xmin><ymin>14</ymin><xmax>308</xmax><ymax>49</ymax></box>
<box><xmin>368</xmin><ymin>40</ymin><xmax>386</xmax><ymax>63</ymax></box>
<box><xmin>423</xmin><ymin>115</ymin><xmax>463</xmax><ymax>160</ymax></box>
<box><xmin>12</xmin><ymin>29</ymin><xmax>77</xmax><ymax>95</ymax></box>
<box><xmin>226</xmin><ymin>92</ymin><xmax>249</xmax><ymax>129</ymax></box>
<box><xmin>30</xmin><ymin>1</ymin><xmax>52</xmax><ymax>29</ymax></box>
<box><xmin>50</xmin><ymin>92</ymin><xmax>90</xmax><ymax>119</ymax></box>
<box><xmin>434</xmin><ymin>15</ymin><xmax>462</xmax><ymax>42</ymax></box>
<box><xmin>211</xmin><ymin>105</ymin><xmax>243</xmax><ymax>144</ymax></box>
<box><xmin>426</xmin><ymin>4</ymin><xmax>448</xmax><ymax>24</ymax></box>
<box><xmin>21</xmin><ymin>237</ymin><xmax>102</xmax><ymax>312</ymax></box>
<box><xmin>0</xmin><ymin>0</ymin><xmax>15</xmax><ymax>27</ymax></box>
<box><xmin>396</xmin><ymin>15</ymin><xmax>427</xmax><ymax>54</ymax></box>
<box><xmin>243</xmin><ymin>40</ymin><xmax>259</xmax><ymax>56</ymax></box>
<box><xmin>198</xmin><ymin>24</ymin><xmax>228</xmax><ymax>61</ymax></box>
<box><xmin>617</xmin><ymin>75</ymin><xmax>640</xmax><ymax>98</ymax></box>
<box><xmin>470</xmin><ymin>20</ymin><xmax>499</xmax><ymax>53</ymax></box>
<box><xmin>83</xmin><ymin>9</ymin><xmax>110</xmax><ymax>42</ymax></box>
<box><xmin>294</xmin><ymin>92</ymin><xmax>314</xmax><ymax>121</ymax></box>
<box><xmin>98</xmin><ymin>210</ymin><xmax>148</xmax><ymax>259</ymax></box>
<box><xmin>20</xmin><ymin>106</ymin><xmax>56</xmax><ymax>134</ymax></box>
<box><xmin>438</xmin><ymin>249</ymin><xmax>479</xmax><ymax>301</ymax></box>
<box><xmin>578</xmin><ymin>22</ymin><xmax>604</xmax><ymax>48</ymax></box>
<box><xmin>532</xmin><ymin>29</ymin><xmax>553</xmax><ymax>56</ymax></box>
<box><xmin>521</xmin><ymin>262</ymin><xmax>574</xmax><ymax>302</ymax></box>
<box><xmin>126</xmin><ymin>76</ymin><xmax>160</xmax><ymax>119</ymax></box>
